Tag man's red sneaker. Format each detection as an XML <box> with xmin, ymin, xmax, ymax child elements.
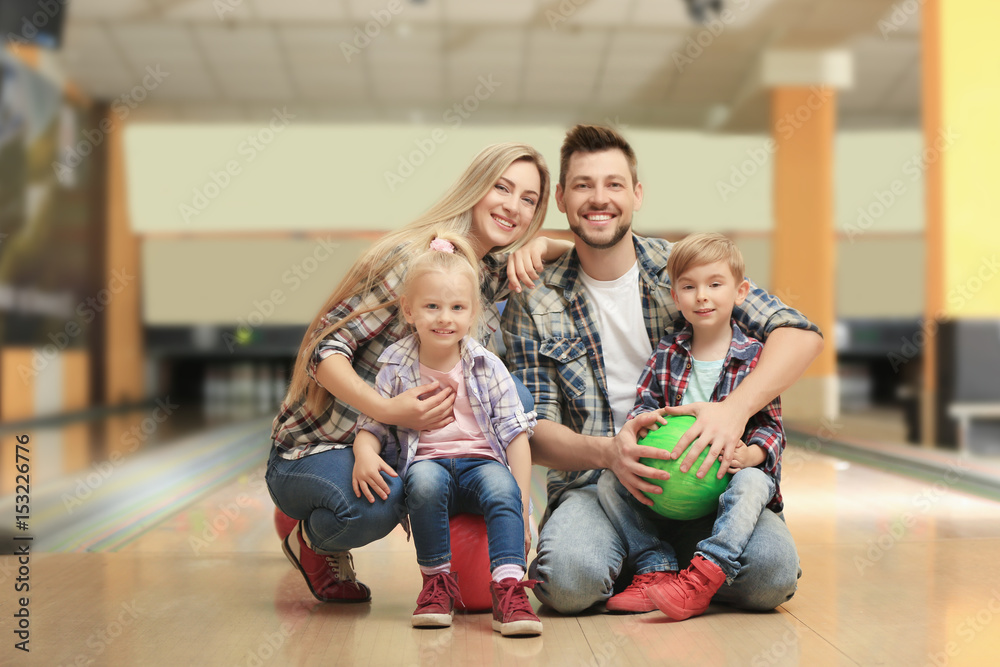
<box><xmin>282</xmin><ymin>522</ymin><xmax>371</xmax><ymax>603</ymax></box>
<box><xmin>490</xmin><ymin>578</ymin><xmax>542</xmax><ymax>636</ymax></box>
<box><xmin>412</xmin><ymin>572</ymin><xmax>462</xmax><ymax>628</ymax></box>
<box><xmin>646</xmin><ymin>555</ymin><xmax>726</xmax><ymax>621</ymax></box>
<box><xmin>606</xmin><ymin>571</ymin><xmax>677</xmax><ymax>613</ymax></box>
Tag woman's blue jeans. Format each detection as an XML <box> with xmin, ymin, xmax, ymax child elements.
<box><xmin>266</xmin><ymin>446</ymin><xmax>405</xmax><ymax>552</ymax></box>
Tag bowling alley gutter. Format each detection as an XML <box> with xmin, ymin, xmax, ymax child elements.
<box><xmin>785</xmin><ymin>424</ymin><xmax>1000</xmax><ymax>504</ymax></box>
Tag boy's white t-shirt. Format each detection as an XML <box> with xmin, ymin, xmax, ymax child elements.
<box><xmin>578</xmin><ymin>261</ymin><xmax>653</xmax><ymax>432</ymax></box>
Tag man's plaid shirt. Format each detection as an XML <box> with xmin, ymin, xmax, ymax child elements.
<box><xmin>271</xmin><ymin>251</ymin><xmax>511</xmax><ymax>460</ymax></box>
<box><xmin>500</xmin><ymin>234</ymin><xmax>819</xmax><ymax>515</ymax></box>
<box><xmin>629</xmin><ymin>320</ymin><xmax>785</xmax><ymax>511</ymax></box>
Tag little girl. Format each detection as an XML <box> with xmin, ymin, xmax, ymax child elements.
<box><xmin>352</xmin><ymin>231</ymin><xmax>542</xmax><ymax>637</ymax></box>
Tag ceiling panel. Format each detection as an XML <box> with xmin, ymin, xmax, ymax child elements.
<box><xmin>370</xmin><ymin>71</ymin><xmax>445</xmax><ymax>104</ymax></box>
<box><xmin>839</xmin><ymin>36</ymin><xmax>918</xmax><ymax>112</ymax></box>
<box><xmin>631</xmin><ymin>0</ymin><xmax>693</xmax><ymax>28</ymax></box>
<box><xmin>61</xmin><ymin>23</ymin><xmax>122</xmax><ymax>65</ymax></box>
<box><xmin>111</xmin><ymin>24</ymin><xmax>204</xmax><ymax>74</ymax></box>
<box><xmin>349</xmin><ymin>0</ymin><xmax>445</xmax><ymax>24</ymax></box>
<box><xmin>560</xmin><ymin>0</ymin><xmax>633</xmax><ymax>27</ymax></box>
<box><xmin>252</xmin><ymin>0</ymin><xmax>348</xmax><ymax>21</ymax></box>
<box><xmin>140</xmin><ymin>66</ymin><xmax>220</xmax><ymax>100</ymax></box>
<box><xmin>443</xmin><ymin>0</ymin><xmax>538</xmax><ymax>24</ymax></box>
<box><xmin>196</xmin><ymin>26</ymin><xmax>285</xmax><ymax>65</ymax></box>
<box><xmin>523</xmin><ymin>28</ymin><xmax>609</xmax><ymax>66</ymax></box>
<box><xmin>164</xmin><ymin>0</ymin><xmax>253</xmax><ymax>20</ymax></box>
<box><xmin>53</xmin><ymin>0</ymin><xmax>924</xmax><ymax>130</ymax></box>
<box><xmin>66</xmin><ymin>0</ymin><xmax>150</xmax><ymax>20</ymax></box>
<box><xmin>879</xmin><ymin>59</ymin><xmax>920</xmax><ymax>112</ymax></box>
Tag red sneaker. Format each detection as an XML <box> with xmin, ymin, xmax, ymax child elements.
<box><xmin>646</xmin><ymin>555</ymin><xmax>726</xmax><ymax>621</ymax></box>
<box><xmin>274</xmin><ymin>507</ymin><xmax>297</xmax><ymax>540</ymax></box>
<box><xmin>282</xmin><ymin>522</ymin><xmax>371</xmax><ymax>603</ymax></box>
<box><xmin>490</xmin><ymin>578</ymin><xmax>542</xmax><ymax>636</ymax></box>
<box><xmin>412</xmin><ymin>572</ymin><xmax>462</xmax><ymax>628</ymax></box>
<box><xmin>606</xmin><ymin>571</ymin><xmax>677</xmax><ymax>613</ymax></box>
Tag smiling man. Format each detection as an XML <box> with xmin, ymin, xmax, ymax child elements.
<box><xmin>501</xmin><ymin>124</ymin><xmax>824</xmax><ymax>615</ymax></box>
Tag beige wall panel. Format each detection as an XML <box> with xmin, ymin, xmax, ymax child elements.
<box><xmin>142</xmin><ymin>237</ymin><xmax>374</xmax><ymax>325</ymax></box>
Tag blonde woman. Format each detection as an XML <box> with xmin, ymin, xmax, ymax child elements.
<box><xmin>267</xmin><ymin>143</ymin><xmax>563</xmax><ymax>603</ymax></box>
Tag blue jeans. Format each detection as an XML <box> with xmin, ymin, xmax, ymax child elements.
<box><xmin>265</xmin><ymin>446</ymin><xmax>405</xmax><ymax>552</ymax></box>
<box><xmin>512</xmin><ymin>375</ymin><xmax>534</xmax><ymax>414</ymax></box>
<box><xmin>405</xmin><ymin>457</ymin><xmax>525</xmax><ymax>571</ymax></box>
<box><xmin>264</xmin><ymin>379</ymin><xmax>531</xmax><ymax>554</ymax></box>
<box><xmin>598</xmin><ymin>467</ymin><xmax>777</xmax><ymax>584</ymax></box>
<box><xmin>531</xmin><ymin>477</ymin><xmax>799</xmax><ymax>614</ymax></box>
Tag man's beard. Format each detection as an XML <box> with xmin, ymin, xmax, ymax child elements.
<box><xmin>571</xmin><ymin>215</ymin><xmax>631</xmax><ymax>250</ymax></box>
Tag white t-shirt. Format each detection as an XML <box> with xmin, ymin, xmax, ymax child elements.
<box><xmin>682</xmin><ymin>357</ymin><xmax>725</xmax><ymax>405</ymax></box>
<box><xmin>578</xmin><ymin>261</ymin><xmax>653</xmax><ymax>432</ymax></box>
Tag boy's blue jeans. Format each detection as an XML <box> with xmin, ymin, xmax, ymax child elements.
<box><xmin>597</xmin><ymin>467</ymin><xmax>777</xmax><ymax>583</ymax></box>
<box><xmin>405</xmin><ymin>457</ymin><xmax>526</xmax><ymax>571</ymax></box>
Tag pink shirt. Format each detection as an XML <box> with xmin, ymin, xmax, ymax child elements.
<box><xmin>414</xmin><ymin>360</ymin><xmax>498</xmax><ymax>463</ymax></box>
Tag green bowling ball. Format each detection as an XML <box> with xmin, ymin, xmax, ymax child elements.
<box><xmin>639</xmin><ymin>415</ymin><xmax>732</xmax><ymax>520</ymax></box>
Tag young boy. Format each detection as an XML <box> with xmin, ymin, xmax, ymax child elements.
<box><xmin>597</xmin><ymin>232</ymin><xmax>786</xmax><ymax>620</ymax></box>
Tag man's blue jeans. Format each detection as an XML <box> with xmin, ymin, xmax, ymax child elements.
<box><xmin>405</xmin><ymin>457</ymin><xmax>526</xmax><ymax>571</ymax></box>
<box><xmin>266</xmin><ymin>446</ymin><xmax>405</xmax><ymax>552</ymax></box>
<box><xmin>597</xmin><ymin>467</ymin><xmax>777</xmax><ymax>584</ymax></box>
<box><xmin>530</xmin><ymin>476</ymin><xmax>799</xmax><ymax>614</ymax></box>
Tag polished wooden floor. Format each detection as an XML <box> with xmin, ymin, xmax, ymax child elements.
<box><xmin>4</xmin><ymin>412</ymin><xmax>1000</xmax><ymax>666</ymax></box>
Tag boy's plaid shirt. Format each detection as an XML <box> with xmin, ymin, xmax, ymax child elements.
<box><xmin>271</xmin><ymin>251</ymin><xmax>510</xmax><ymax>460</ymax></box>
<box><xmin>629</xmin><ymin>320</ymin><xmax>785</xmax><ymax>511</ymax></box>
<box><xmin>501</xmin><ymin>234</ymin><xmax>818</xmax><ymax>515</ymax></box>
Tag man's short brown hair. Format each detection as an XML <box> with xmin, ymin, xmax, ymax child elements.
<box><xmin>559</xmin><ymin>124</ymin><xmax>638</xmax><ymax>189</ymax></box>
<box><xmin>667</xmin><ymin>233</ymin><xmax>747</xmax><ymax>286</ymax></box>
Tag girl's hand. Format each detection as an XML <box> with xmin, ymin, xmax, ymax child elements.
<box><xmin>352</xmin><ymin>447</ymin><xmax>397</xmax><ymax>503</ymax></box>
<box><xmin>387</xmin><ymin>380</ymin><xmax>456</xmax><ymax>431</ymax></box>
<box><xmin>506</xmin><ymin>240</ymin><xmax>546</xmax><ymax>293</ymax></box>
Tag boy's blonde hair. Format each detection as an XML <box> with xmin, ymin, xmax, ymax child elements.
<box><xmin>401</xmin><ymin>229</ymin><xmax>483</xmax><ymax>335</ymax></box>
<box><xmin>287</xmin><ymin>143</ymin><xmax>548</xmax><ymax>415</ymax></box>
<box><xmin>667</xmin><ymin>233</ymin><xmax>746</xmax><ymax>286</ymax></box>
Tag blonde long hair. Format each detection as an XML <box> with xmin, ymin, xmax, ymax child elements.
<box><xmin>287</xmin><ymin>142</ymin><xmax>549</xmax><ymax>414</ymax></box>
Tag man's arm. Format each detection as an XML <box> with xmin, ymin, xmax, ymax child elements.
<box><xmin>531</xmin><ymin>413</ymin><xmax>671</xmax><ymax>506</ymax></box>
<box><xmin>665</xmin><ymin>327</ymin><xmax>822</xmax><ymax>477</ymax></box>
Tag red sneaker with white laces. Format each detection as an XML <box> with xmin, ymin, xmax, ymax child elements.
<box><xmin>646</xmin><ymin>555</ymin><xmax>726</xmax><ymax>621</ymax></box>
<box><xmin>412</xmin><ymin>572</ymin><xmax>463</xmax><ymax>628</ymax></box>
<box><xmin>282</xmin><ymin>522</ymin><xmax>371</xmax><ymax>603</ymax></box>
<box><xmin>606</xmin><ymin>571</ymin><xmax>677</xmax><ymax>613</ymax></box>
<box><xmin>490</xmin><ymin>578</ymin><xmax>542</xmax><ymax>636</ymax></box>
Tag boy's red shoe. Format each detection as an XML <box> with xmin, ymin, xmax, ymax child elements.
<box><xmin>412</xmin><ymin>572</ymin><xmax>462</xmax><ymax>628</ymax></box>
<box><xmin>646</xmin><ymin>555</ymin><xmax>726</xmax><ymax>621</ymax></box>
<box><xmin>490</xmin><ymin>578</ymin><xmax>542</xmax><ymax>636</ymax></box>
<box><xmin>606</xmin><ymin>571</ymin><xmax>677</xmax><ymax>613</ymax></box>
<box><xmin>282</xmin><ymin>522</ymin><xmax>371</xmax><ymax>603</ymax></box>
